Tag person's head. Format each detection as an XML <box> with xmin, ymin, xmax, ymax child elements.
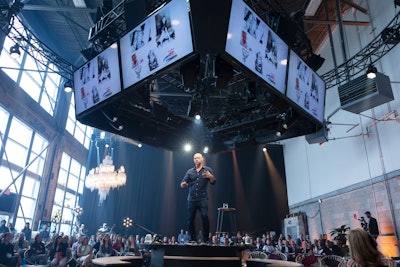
<box><xmin>25</xmin><ymin>222</ymin><xmax>30</xmax><ymax>228</ymax></box>
<box><xmin>102</xmin><ymin>234</ymin><xmax>111</xmax><ymax>245</ymax></box>
<box><xmin>3</xmin><ymin>232</ymin><xmax>12</xmax><ymax>243</ymax></box>
<box><xmin>81</xmin><ymin>235</ymin><xmax>89</xmax><ymax>245</ymax></box>
<box><xmin>0</xmin><ymin>219</ymin><xmax>5</xmax><ymax>225</ymax></box>
<box><xmin>365</xmin><ymin>211</ymin><xmax>371</xmax><ymax>218</ymax></box>
<box><xmin>35</xmin><ymin>234</ymin><xmax>42</xmax><ymax>243</ymax></box>
<box><xmin>19</xmin><ymin>232</ymin><xmax>25</xmax><ymax>240</ymax></box>
<box><xmin>348</xmin><ymin>228</ymin><xmax>383</xmax><ymax>266</ymax></box>
<box><xmin>193</xmin><ymin>153</ymin><xmax>204</xmax><ymax>166</ymax></box>
<box><xmin>54</xmin><ymin>235</ymin><xmax>63</xmax><ymax>245</ymax></box>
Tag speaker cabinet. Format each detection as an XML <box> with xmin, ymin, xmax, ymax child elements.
<box><xmin>338</xmin><ymin>72</ymin><xmax>394</xmax><ymax>114</ymax></box>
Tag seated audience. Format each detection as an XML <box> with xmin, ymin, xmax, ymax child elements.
<box><xmin>323</xmin><ymin>240</ymin><xmax>344</xmax><ymax>256</ymax></box>
<box><xmin>50</xmin><ymin>235</ymin><xmax>68</xmax><ymax>266</ymax></box>
<box><xmin>76</xmin><ymin>236</ymin><xmax>92</xmax><ymax>266</ymax></box>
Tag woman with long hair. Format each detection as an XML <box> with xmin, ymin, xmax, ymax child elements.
<box><xmin>347</xmin><ymin>228</ymin><xmax>386</xmax><ymax>267</ymax></box>
<box><xmin>97</xmin><ymin>234</ymin><xmax>115</xmax><ymax>257</ymax></box>
<box><xmin>76</xmin><ymin>236</ymin><xmax>92</xmax><ymax>267</ymax></box>
<box><xmin>50</xmin><ymin>235</ymin><xmax>68</xmax><ymax>266</ymax></box>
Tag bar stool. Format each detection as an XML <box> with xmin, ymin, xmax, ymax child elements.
<box><xmin>216</xmin><ymin>207</ymin><xmax>237</xmax><ymax>237</ymax></box>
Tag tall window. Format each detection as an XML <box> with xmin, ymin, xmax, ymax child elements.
<box><xmin>51</xmin><ymin>152</ymin><xmax>86</xmax><ymax>235</ymax></box>
<box><xmin>66</xmin><ymin>96</ymin><xmax>92</xmax><ymax>149</ymax></box>
<box><xmin>0</xmin><ymin>113</ymin><xmax>48</xmax><ymax>231</ymax></box>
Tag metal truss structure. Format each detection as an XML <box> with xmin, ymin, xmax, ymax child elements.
<box><xmin>321</xmin><ymin>10</ymin><xmax>400</xmax><ymax>89</ymax></box>
<box><xmin>0</xmin><ymin>0</ymin><xmax>73</xmax><ymax>80</ymax></box>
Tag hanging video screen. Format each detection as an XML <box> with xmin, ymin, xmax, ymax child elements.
<box><xmin>225</xmin><ymin>0</ymin><xmax>288</xmax><ymax>94</ymax></box>
<box><xmin>286</xmin><ymin>50</ymin><xmax>325</xmax><ymax>123</ymax></box>
<box><xmin>74</xmin><ymin>43</ymin><xmax>121</xmax><ymax>116</ymax></box>
<box><xmin>120</xmin><ymin>0</ymin><xmax>194</xmax><ymax>89</ymax></box>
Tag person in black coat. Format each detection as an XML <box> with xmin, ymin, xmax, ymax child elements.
<box><xmin>365</xmin><ymin>211</ymin><xmax>379</xmax><ymax>239</ymax></box>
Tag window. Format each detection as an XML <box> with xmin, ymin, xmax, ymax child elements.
<box><xmin>51</xmin><ymin>152</ymin><xmax>86</xmax><ymax>235</ymax></box>
<box><xmin>66</xmin><ymin>96</ymin><xmax>93</xmax><ymax>149</ymax></box>
<box><xmin>0</xmin><ymin>115</ymin><xmax>48</xmax><ymax>232</ymax></box>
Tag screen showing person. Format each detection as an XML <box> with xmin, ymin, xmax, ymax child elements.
<box><xmin>286</xmin><ymin>50</ymin><xmax>325</xmax><ymax>123</ymax></box>
<box><xmin>74</xmin><ymin>42</ymin><xmax>121</xmax><ymax>116</ymax></box>
<box><xmin>120</xmin><ymin>0</ymin><xmax>194</xmax><ymax>90</ymax></box>
<box><xmin>226</xmin><ymin>0</ymin><xmax>288</xmax><ymax>94</ymax></box>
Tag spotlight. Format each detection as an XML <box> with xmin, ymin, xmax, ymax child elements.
<box><xmin>123</xmin><ymin>217</ymin><xmax>133</xmax><ymax>228</ymax></box>
<box><xmin>203</xmin><ymin>146</ymin><xmax>209</xmax><ymax>153</ymax></box>
<box><xmin>262</xmin><ymin>147</ymin><xmax>267</xmax><ymax>152</ymax></box>
<box><xmin>64</xmin><ymin>80</ymin><xmax>73</xmax><ymax>93</ymax></box>
<box><xmin>366</xmin><ymin>65</ymin><xmax>377</xmax><ymax>79</ymax></box>
<box><xmin>73</xmin><ymin>205</ymin><xmax>83</xmax><ymax>215</ymax></box>
<box><xmin>184</xmin><ymin>143</ymin><xmax>192</xmax><ymax>152</ymax></box>
<box><xmin>195</xmin><ymin>114</ymin><xmax>201</xmax><ymax>120</ymax></box>
<box><xmin>9</xmin><ymin>44</ymin><xmax>21</xmax><ymax>59</ymax></box>
<box><xmin>138</xmin><ymin>144</ymin><xmax>142</xmax><ymax>148</ymax></box>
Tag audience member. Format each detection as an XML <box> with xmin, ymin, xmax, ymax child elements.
<box><xmin>76</xmin><ymin>236</ymin><xmax>92</xmax><ymax>266</ymax></box>
<box><xmin>50</xmin><ymin>235</ymin><xmax>68</xmax><ymax>266</ymax></box>
<box><xmin>21</xmin><ymin>222</ymin><xmax>32</xmax><ymax>242</ymax></box>
<box><xmin>29</xmin><ymin>233</ymin><xmax>47</xmax><ymax>265</ymax></box>
<box><xmin>0</xmin><ymin>220</ymin><xmax>8</xmax><ymax>234</ymax></box>
<box><xmin>98</xmin><ymin>234</ymin><xmax>115</xmax><ymax>258</ymax></box>
<box><xmin>126</xmin><ymin>235</ymin><xmax>140</xmax><ymax>255</ymax></box>
<box><xmin>177</xmin><ymin>229</ymin><xmax>186</xmax><ymax>244</ymax></box>
<box><xmin>323</xmin><ymin>240</ymin><xmax>344</xmax><ymax>256</ymax></box>
<box><xmin>112</xmin><ymin>234</ymin><xmax>124</xmax><ymax>253</ymax></box>
<box><xmin>346</xmin><ymin>228</ymin><xmax>386</xmax><ymax>267</ymax></box>
<box><xmin>0</xmin><ymin>232</ymin><xmax>21</xmax><ymax>267</ymax></box>
<box><xmin>40</xmin><ymin>224</ymin><xmax>50</xmax><ymax>242</ymax></box>
<box><xmin>263</xmin><ymin>238</ymin><xmax>276</xmax><ymax>253</ymax></box>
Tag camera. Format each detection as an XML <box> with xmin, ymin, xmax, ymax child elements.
<box><xmin>358</xmin><ymin>216</ymin><xmax>368</xmax><ymax>231</ymax></box>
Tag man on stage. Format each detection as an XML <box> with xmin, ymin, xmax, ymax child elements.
<box><xmin>180</xmin><ymin>153</ymin><xmax>216</xmax><ymax>244</ymax></box>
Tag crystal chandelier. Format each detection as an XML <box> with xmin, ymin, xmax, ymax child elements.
<box><xmin>85</xmin><ymin>155</ymin><xmax>126</xmax><ymax>203</ymax></box>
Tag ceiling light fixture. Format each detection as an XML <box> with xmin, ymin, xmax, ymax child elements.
<box><xmin>366</xmin><ymin>65</ymin><xmax>377</xmax><ymax>79</ymax></box>
<box><xmin>85</xmin><ymin>155</ymin><xmax>127</xmax><ymax>204</ymax></box>
<box><xmin>64</xmin><ymin>80</ymin><xmax>73</xmax><ymax>93</ymax></box>
<box><xmin>9</xmin><ymin>44</ymin><xmax>21</xmax><ymax>59</ymax></box>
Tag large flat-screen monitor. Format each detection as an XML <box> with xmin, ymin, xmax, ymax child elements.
<box><xmin>225</xmin><ymin>0</ymin><xmax>288</xmax><ymax>94</ymax></box>
<box><xmin>286</xmin><ymin>50</ymin><xmax>325</xmax><ymax>123</ymax></box>
<box><xmin>120</xmin><ymin>0</ymin><xmax>194</xmax><ymax>89</ymax></box>
<box><xmin>0</xmin><ymin>190</ymin><xmax>17</xmax><ymax>213</ymax></box>
<box><xmin>74</xmin><ymin>42</ymin><xmax>121</xmax><ymax>116</ymax></box>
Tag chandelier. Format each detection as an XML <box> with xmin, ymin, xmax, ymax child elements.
<box><xmin>85</xmin><ymin>155</ymin><xmax>126</xmax><ymax>203</ymax></box>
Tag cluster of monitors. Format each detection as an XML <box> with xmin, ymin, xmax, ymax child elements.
<box><xmin>74</xmin><ymin>0</ymin><xmax>325</xmax><ymax>125</ymax></box>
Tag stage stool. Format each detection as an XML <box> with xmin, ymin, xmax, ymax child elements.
<box><xmin>216</xmin><ymin>207</ymin><xmax>237</xmax><ymax>237</ymax></box>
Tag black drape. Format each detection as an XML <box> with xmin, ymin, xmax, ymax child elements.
<box><xmin>80</xmin><ymin>143</ymin><xmax>288</xmax><ymax>238</ymax></box>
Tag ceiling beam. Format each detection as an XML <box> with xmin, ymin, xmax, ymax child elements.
<box><xmin>341</xmin><ymin>0</ymin><xmax>368</xmax><ymax>15</ymax></box>
<box><xmin>22</xmin><ymin>4</ymin><xmax>96</xmax><ymax>12</ymax></box>
<box><xmin>303</xmin><ymin>18</ymin><xmax>370</xmax><ymax>26</ymax></box>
